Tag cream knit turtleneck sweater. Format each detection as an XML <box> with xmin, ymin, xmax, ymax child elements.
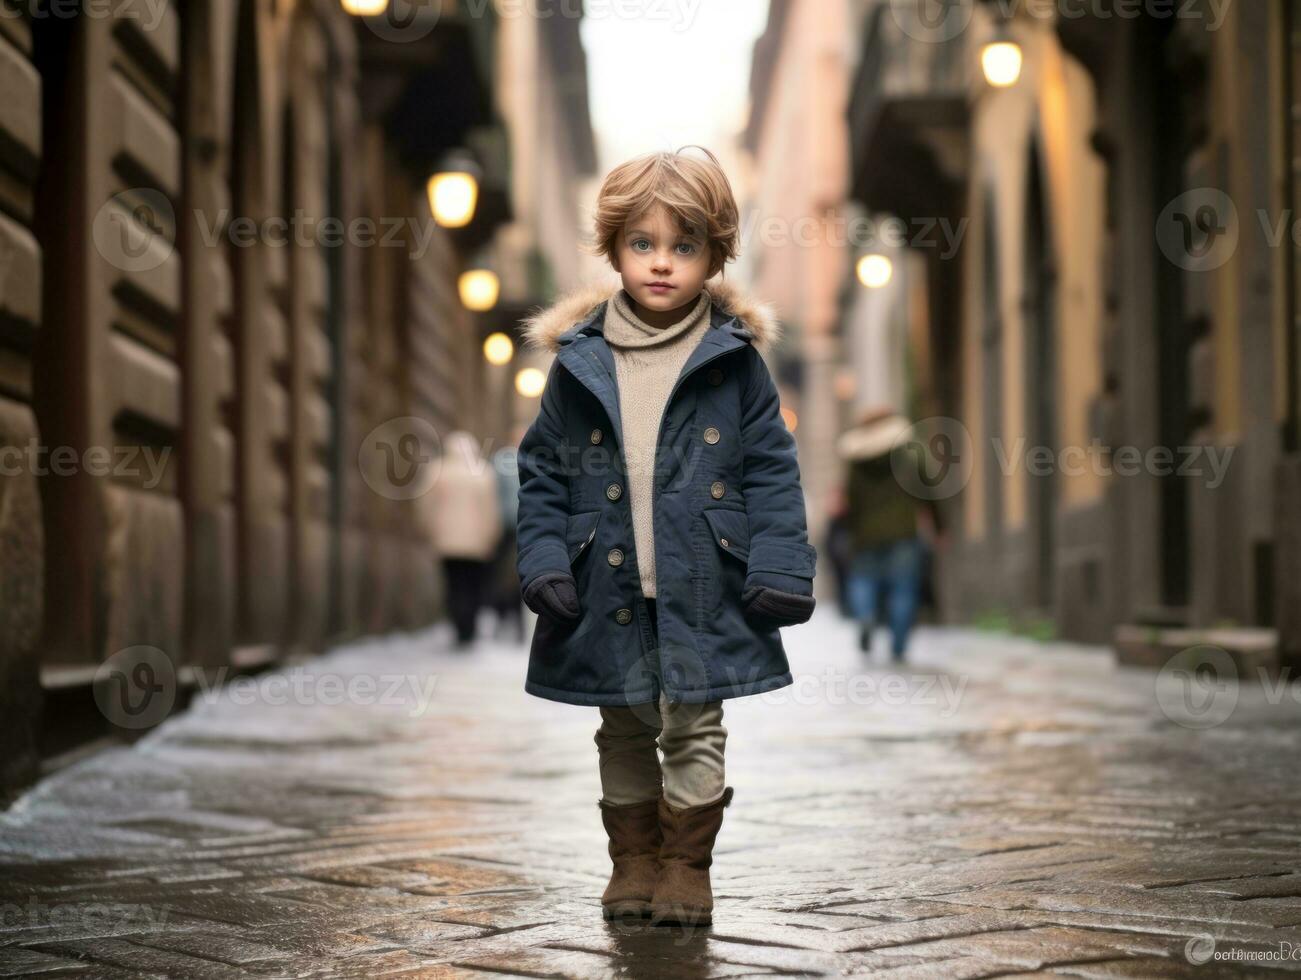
<box><xmin>603</xmin><ymin>287</ymin><xmax>713</xmax><ymax>599</ymax></box>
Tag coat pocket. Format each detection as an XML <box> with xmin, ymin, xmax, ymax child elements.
<box><xmin>699</xmin><ymin>507</ymin><xmax>750</xmax><ymax>624</ymax></box>
<box><xmin>702</xmin><ymin>507</ymin><xmax>750</xmax><ymax>563</ymax></box>
<box><xmin>565</xmin><ymin>510</ymin><xmax>602</xmax><ymax>564</ymax></box>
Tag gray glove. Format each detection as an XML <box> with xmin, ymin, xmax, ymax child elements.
<box><xmin>522</xmin><ymin>571</ymin><xmax>581</xmax><ymax>622</ymax></box>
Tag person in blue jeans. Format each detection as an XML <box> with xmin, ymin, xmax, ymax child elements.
<box><xmin>837</xmin><ymin>407</ymin><xmax>934</xmax><ymax>661</ymax></box>
<box><xmin>846</xmin><ymin>535</ymin><xmax>925</xmax><ymax>661</ymax></box>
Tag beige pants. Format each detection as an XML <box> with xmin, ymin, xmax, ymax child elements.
<box><xmin>594</xmin><ymin>692</ymin><xmax>727</xmax><ymax>809</ymax></box>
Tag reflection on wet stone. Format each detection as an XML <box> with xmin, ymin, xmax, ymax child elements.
<box><xmin>1</xmin><ymin>621</ymin><xmax>1300</xmax><ymax>977</ymax></box>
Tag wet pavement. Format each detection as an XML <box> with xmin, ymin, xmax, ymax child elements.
<box><xmin>2</xmin><ymin>611</ymin><xmax>1300</xmax><ymax>978</ymax></box>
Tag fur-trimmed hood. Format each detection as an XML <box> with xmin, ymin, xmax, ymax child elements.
<box><xmin>520</xmin><ymin>277</ymin><xmax>781</xmax><ymax>355</ymax></box>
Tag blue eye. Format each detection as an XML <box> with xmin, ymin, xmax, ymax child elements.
<box><xmin>632</xmin><ymin>239</ymin><xmax>650</xmax><ymax>252</ymax></box>
<box><xmin>677</xmin><ymin>242</ymin><xmax>697</xmax><ymax>255</ymax></box>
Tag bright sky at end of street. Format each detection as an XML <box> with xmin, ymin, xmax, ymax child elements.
<box><xmin>581</xmin><ymin>0</ymin><xmax>772</xmax><ymax>171</ymax></box>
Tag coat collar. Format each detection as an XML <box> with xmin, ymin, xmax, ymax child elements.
<box><xmin>520</xmin><ymin>277</ymin><xmax>781</xmax><ymax>355</ymax></box>
<box><xmin>521</xmin><ymin>278</ymin><xmax>778</xmax><ymax>444</ymax></box>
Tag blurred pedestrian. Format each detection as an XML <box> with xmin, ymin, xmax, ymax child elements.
<box><xmin>489</xmin><ymin>439</ymin><xmax>525</xmax><ymax>643</ymax></box>
<box><xmin>822</xmin><ymin>483</ymin><xmax>855</xmax><ymax>617</ymax></box>
<box><xmin>515</xmin><ymin>148</ymin><xmax>816</xmax><ymax>927</ymax></box>
<box><xmin>837</xmin><ymin>407</ymin><xmax>927</xmax><ymax>662</ymax></box>
<box><xmin>424</xmin><ymin>430</ymin><xmax>503</xmax><ymax>649</ymax></box>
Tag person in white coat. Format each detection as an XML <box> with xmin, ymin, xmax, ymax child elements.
<box><xmin>424</xmin><ymin>430</ymin><xmax>503</xmax><ymax>648</ymax></box>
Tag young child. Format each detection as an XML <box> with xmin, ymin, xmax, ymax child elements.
<box><xmin>516</xmin><ymin>148</ymin><xmax>818</xmax><ymax>926</ymax></box>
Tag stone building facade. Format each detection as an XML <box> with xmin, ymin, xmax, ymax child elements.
<box><xmin>742</xmin><ymin>0</ymin><xmax>855</xmax><ymax>579</ymax></box>
<box><xmin>848</xmin><ymin>0</ymin><xmax>1301</xmax><ymax>663</ymax></box>
<box><xmin>0</xmin><ymin>0</ymin><xmax>595</xmax><ymax>799</ymax></box>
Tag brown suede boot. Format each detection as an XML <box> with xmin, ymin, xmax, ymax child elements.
<box><xmin>598</xmin><ymin>796</ymin><xmax>662</xmax><ymax>920</ymax></box>
<box><xmin>649</xmin><ymin>785</ymin><xmax>733</xmax><ymax>927</ymax></box>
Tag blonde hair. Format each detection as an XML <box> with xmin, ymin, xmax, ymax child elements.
<box><xmin>590</xmin><ymin>147</ymin><xmax>740</xmax><ymax>279</ymax></box>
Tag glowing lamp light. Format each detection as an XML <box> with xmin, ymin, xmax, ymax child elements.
<box><xmin>981</xmin><ymin>41</ymin><xmax>1023</xmax><ymax>88</ymax></box>
<box><xmin>483</xmin><ymin>332</ymin><xmax>514</xmax><ymax>366</ymax></box>
<box><xmin>516</xmin><ymin>367</ymin><xmax>546</xmax><ymax>398</ymax></box>
<box><xmin>459</xmin><ymin>269</ymin><xmax>500</xmax><ymax>311</ymax></box>
<box><xmin>856</xmin><ymin>253</ymin><xmax>893</xmax><ymax>289</ymax></box>
<box><xmin>340</xmin><ymin>0</ymin><xmax>388</xmax><ymax>14</ymax></box>
<box><xmin>427</xmin><ymin>170</ymin><xmax>478</xmax><ymax>227</ymax></box>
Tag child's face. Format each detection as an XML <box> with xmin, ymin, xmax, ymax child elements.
<box><xmin>612</xmin><ymin>205</ymin><xmax>712</xmax><ymax>318</ymax></box>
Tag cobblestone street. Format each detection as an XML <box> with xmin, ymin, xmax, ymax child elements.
<box><xmin>2</xmin><ymin>611</ymin><xmax>1300</xmax><ymax>978</ymax></box>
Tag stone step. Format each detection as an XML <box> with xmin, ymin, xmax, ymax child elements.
<box><xmin>1114</xmin><ymin>623</ymin><xmax>1285</xmax><ymax>676</ymax></box>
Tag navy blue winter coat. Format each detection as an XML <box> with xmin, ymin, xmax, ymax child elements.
<box><xmin>515</xmin><ymin>279</ymin><xmax>817</xmax><ymax>706</ymax></box>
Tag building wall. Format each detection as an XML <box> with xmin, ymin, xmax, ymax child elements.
<box><xmin>493</xmin><ymin>6</ymin><xmax>597</xmax><ymax>442</ymax></box>
<box><xmin>1075</xmin><ymin>5</ymin><xmax>1279</xmax><ymax>635</ymax></box>
<box><xmin>849</xmin><ymin>2</ymin><xmax>1295</xmax><ymax>647</ymax></box>
<box><xmin>949</xmin><ymin>10</ymin><xmax>1110</xmax><ymax>636</ymax></box>
<box><xmin>0</xmin><ymin>0</ymin><xmax>499</xmax><ymax>798</ymax></box>
<box><xmin>744</xmin><ymin>0</ymin><xmax>854</xmax><ymax>577</ymax></box>
<box><xmin>0</xmin><ymin>2</ymin><xmax>45</xmax><ymax>794</ymax></box>
<box><xmin>1202</xmin><ymin>1</ymin><xmax>1275</xmax><ymax>629</ymax></box>
<box><xmin>841</xmin><ymin>234</ymin><xmax>918</xmax><ymax>417</ymax></box>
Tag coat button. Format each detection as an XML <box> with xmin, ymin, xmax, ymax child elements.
<box><xmin>710</xmin><ymin>481</ymin><xmax>726</xmax><ymax>499</ymax></box>
<box><xmin>590</xmin><ymin>428</ymin><xmax>603</xmax><ymax>444</ymax></box>
<box><xmin>606</xmin><ymin>482</ymin><xmax>622</xmax><ymax>501</ymax></box>
<box><xmin>607</xmin><ymin>548</ymin><xmax>624</xmax><ymax>566</ymax></box>
<box><xmin>615</xmin><ymin>607</ymin><xmax>632</xmax><ymax>625</ymax></box>
<box><xmin>707</xmin><ymin>367</ymin><xmax>724</xmax><ymax>386</ymax></box>
<box><xmin>703</xmin><ymin>426</ymin><xmax>720</xmax><ymax>444</ymax></box>
<box><xmin>720</xmin><ymin>537</ymin><xmax>730</xmax><ymax>548</ymax></box>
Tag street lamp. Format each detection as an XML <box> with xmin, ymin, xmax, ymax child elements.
<box><xmin>856</xmin><ymin>253</ymin><xmax>893</xmax><ymax>289</ymax></box>
<box><xmin>459</xmin><ymin>269</ymin><xmax>500</xmax><ymax>311</ymax></box>
<box><xmin>516</xmin><ymin>367</ymin><xmax>546</xmax><ymax>398</ymax></box>
<box><xmin>427</xmin><ymin>153</ymin><xmax>480</xmax><ymax>227</ymax></box>
<box><xmin>340</xmin><ymin>0</ymin><xmax>388</xmax><ymax>14</ymax></box>
<box><xmin>981</xmin><ymin>39</ymin><xmax>1022</xmax><ymax>88</ymax></box>
<box><xmin>483</xmin><ymin>332</ymin><xmax>513</xmax><ymax>366</ymax></box>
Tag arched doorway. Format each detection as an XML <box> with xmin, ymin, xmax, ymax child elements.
<box><xmin>1147</xmin><ymin>15</ymin><xmax>1194</xmax><ymax>613</ymax></box>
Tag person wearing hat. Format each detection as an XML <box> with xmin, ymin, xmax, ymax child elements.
<box><xmin>837</xmin><ymin>407</ymin><xmax>931</xmax><ymax>661</ymax></box>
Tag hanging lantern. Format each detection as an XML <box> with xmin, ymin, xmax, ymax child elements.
<box><xmin>340</xmin><ymin>0</ymin><xmax>388</xmax><ymax>15</ymax></box>
<box><xmin>857</xmin><ymin>253</ymin><xmax>893</xmax><ymax>289</ymax></box>
<box><xmin>981</xmin><ymin>40</ymin><xmax>1022</xmax><ymax>88</ymax></box>
<box><xmin>427</xmin><ymin>152</ymin><xmax>480</xmax><ymax>227</ymax></box>
<box><xmin>483</xmin><ymin>332</ymin><xmax>514</xmax><ymax>366</ymax></box>
<box><xmin>516</xmin><ymin>367</ymin><xmax>546</xmax><ymax>398</ymax></box>
<box><xmin>459</xmin><ymin>269</ymin><xmax>500</xmax><ymax>311</ymax></box>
